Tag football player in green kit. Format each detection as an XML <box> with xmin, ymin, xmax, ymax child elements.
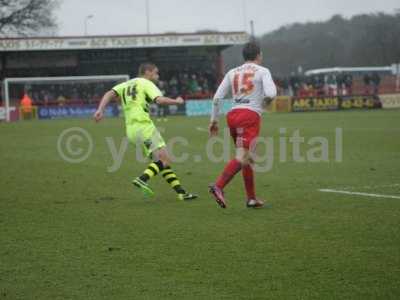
<box><xmin>94</xmin><ymin>63</ymin><xmax>197</xmax><ymax>201</ymax></box>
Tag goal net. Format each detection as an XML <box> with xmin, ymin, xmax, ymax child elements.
<box><xmin>1</xmin><ymin>75</ymin><xmax>129</xmax><ymax>122</ymax></box>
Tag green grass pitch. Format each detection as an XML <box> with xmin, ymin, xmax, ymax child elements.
<box><xmin>1</xmin><ymin>110</ymin><xmax>400</xmax><ymax>299</ymax></box>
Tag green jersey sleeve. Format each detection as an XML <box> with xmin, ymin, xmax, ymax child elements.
<box><xmin>112</xmin><ymin>81</ymin><xmax>127</xmax><ymax>98</ymax></box>
<box><xmin>144</xmin><ymin>80</ymin><xmax>163</xmax><ymax>102</ymax></box>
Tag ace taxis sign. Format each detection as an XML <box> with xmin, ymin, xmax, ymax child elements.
<box><xmin>292</xmin><ymin>96</ymin><xmax>382</xmax><ymax>112</ymax></box>
<box><xmin>0</xmin><ymin>32</ymin><xmax>248</xmax><ymax>52</ymax></box>
<box><xmin>292</xmin><ymin>97</ymin><xmax>339</xmax><ymax>112</ymax></box>
<box><xmin>340</xmin><ymin>95</ymin><xmax>382</xmax><ymax>109</ymax></box>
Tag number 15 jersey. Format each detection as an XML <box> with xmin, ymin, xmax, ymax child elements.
<box><xmin>213</xmin><ymin>63</ymin><xmax>277</xmax><ymax>115</ymax></box>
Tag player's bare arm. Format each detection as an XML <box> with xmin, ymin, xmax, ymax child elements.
<box><xmin>209</xmin><ymin>73</ymin><xmax>230</xmax><ymax>136</ymax></box>
<box><xmin>209</xmin><ymin>120</ymin><xmax>219</xmax><ymax>136</ymax></box>
<box><xmin>262</xmin><ymin>96</ymin><xmax>275</xmax><ymax>109</ymax></box>
<box><xmin>155</xmin><ymin>96</ymin><xmax>184</xmax><ymax>105</ymax></box>
<box><xmin>94</xmin><ymin>90</ymin><xmax>119</xmax><ymax>122</ymax></box>
<box><xmin>209</xmin><ymin>98</ymin><xmax>220</xmax><ymax>136</ymax></box>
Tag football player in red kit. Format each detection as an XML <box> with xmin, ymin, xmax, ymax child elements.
<box><xmin>208</xmin><ymin>42</ymin><xmax>277</xmax><ymax>208</ymax></box>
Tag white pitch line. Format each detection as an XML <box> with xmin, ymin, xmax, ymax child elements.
<box><xmin>196</xmin><ymin>127</ymin><xmax>208</xmax><ymax>132</ymax></box>
<box><xmin>319</xmin><ymin>189</ymin><xmax>400</xmax><ymax>200</ymax></box>
<box><xmin>340</xmin><ymin>183</ymin><xmax>400</xmax><ymax>190</ymax></box>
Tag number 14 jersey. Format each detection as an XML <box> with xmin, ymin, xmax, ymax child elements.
<box><xmin>112</xmin><ymin>78</ymin><xmax>162</xmax><ymax>124</ymax></box>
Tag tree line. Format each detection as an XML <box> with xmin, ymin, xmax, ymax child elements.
<box><xmin>223</xmin><ymin>12</ymin><xmax>400</xmax><ymax>76</ymax></box>
<box><xmin>1</xmin><ymin>3</ymin><xmax>399</xmax><ymax>77</ymax></box>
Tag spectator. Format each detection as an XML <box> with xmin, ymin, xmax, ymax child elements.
<box><xmin>363</xmin><ymin>73</ymin><xmax>371</xmax><ymax>94</ymax></box>
<box><xmin>187</xmin><ymin>74</ymin><xmax>200</xmax><ymax>94</ymax></box>
<box><xmin>169</xmin><ymin>76</ymin><xmax>178</xmax><ymax>88</ymax></box>
<box><xmin>326</xmin><ymin>74</ymin><xmax>337</xmax><ymax>96</ymax></box>
<box><xmin>336</xmin><ymin>73</ymin><xmax>345</xmax><ymax>95</ymax></box>
<box><xmin>344</xmin><ymin>73</ymin><xmax>353</xmax><ymax>95</ymax></box>
<box><xmin>289</xmin><ymin>73</ymin><xmax>300</xmax><ymax>96</ymax></box>
<box><xmin>371</xmin><ymin>72</ymin><xmax>381</xmax><ymax>94</ymax></box>
<box><xmin>57</xmin><ymin>94</ymin><xmax>67</xmax><ymax>106</ymax></box>
<box><xmin>20</xmin><ymin>92</ymin><xmax>33</xmax><ymax>120</ymax></box>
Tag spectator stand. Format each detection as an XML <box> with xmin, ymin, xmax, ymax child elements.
<box><xmin>0</xmin><ymin>32</ymin><xmax>249</xmax><ymax>121</ymax></box>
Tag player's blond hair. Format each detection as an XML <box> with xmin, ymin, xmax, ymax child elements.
<box><xmin>138</xmin><ymin>63</ymin><xmax>157</xmax><ymax>76</ymax></box>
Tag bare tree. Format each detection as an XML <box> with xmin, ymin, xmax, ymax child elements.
<box><xmin>0</xmin><ymin>0</ymin><xmax>59</xmax><ymax>37</ymax></box>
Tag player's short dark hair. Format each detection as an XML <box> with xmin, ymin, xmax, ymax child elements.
<box><xmin>138</xmin><ymin>63</ymin><xmax>157</xmax><ymax>76</ymax></box>
<box><xmin>242</xmin><ymin>42</ymin><xmax>261</xmax><ymax>61</ymax></box>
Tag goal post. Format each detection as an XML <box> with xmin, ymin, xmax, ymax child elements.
<box><xmin>1</xmin><ymin>74</ymin><xmax>130</xmax><ymax>122</ymax></box>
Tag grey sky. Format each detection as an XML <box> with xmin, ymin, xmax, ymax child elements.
<box><xmin>55</xmin><ymin>0</ymin><xmax>399</xmax><ymax>37</ymax></box>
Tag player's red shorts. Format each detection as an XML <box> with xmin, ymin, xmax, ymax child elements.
<box><xmin>226</xmin><ymin>108</ymin><xmax>261</xmax><ymax>150</ymax></box>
